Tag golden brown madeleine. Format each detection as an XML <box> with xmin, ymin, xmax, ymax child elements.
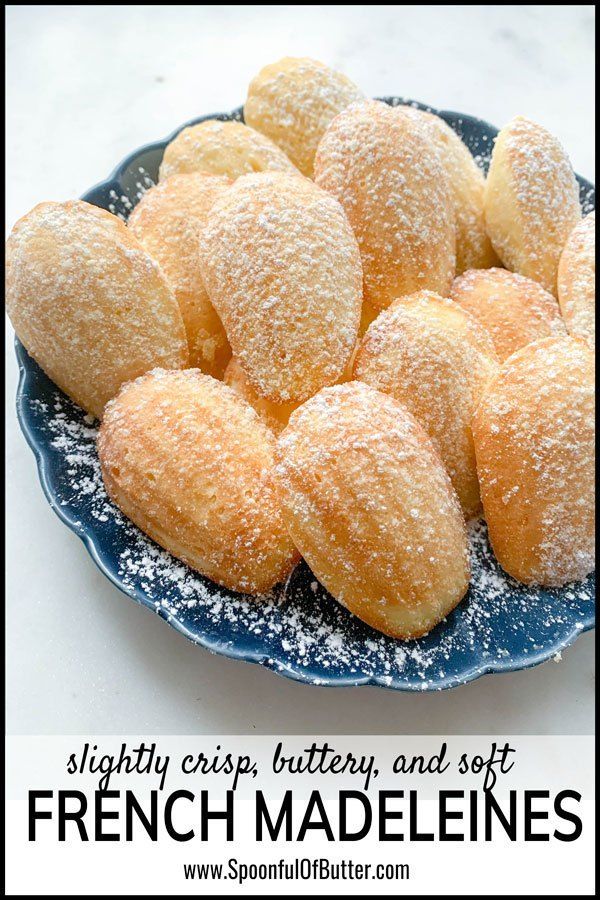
<box><xmin>98</xmin><ymin>369</ymin><xmax>298</xmax><ymax>595</ymax></box>
<box><xmin>244</xmin><ymin>57</ymin><xmax>364</xmax><ymax>177</ymax></box>
<box><xmin>484</xmin><ymin>116</ymin><xmax>581</xmax><ymax>294</ymax></box>
<box><xmin>128</xmin><ymin>173</ymin><xmax>232</xmax><ymax>378</ymax></box>
<box><xmin>224</xmin><ymin>357</ymin><xmax>299</xmax><ymax>434</ymax></box>
<box><xmin>314</xmin><ymin>100</ymin><xmax>456</xmax><ymax>309</ymax></box>
<box><xmin>274</xmin><ymin>382</ymin><xmax>470</xmax><ymax>639</ymax></box>
<box><xmin>354</xmin><ymin>291</ymin><xmax>499</xmax><ymax>518</ymax></box>
<box><xmin>401</xmin><ymin>106</ymin><xmax>499</xmax><ymax>272</ymax></box>
<box><xmin>557</xmin><ymin>211</ymin><xmax>595</xmax><ymax>349</ymax></box>
<box><xmin>198</xmin><ymin>171</ymin><xmax>362</xmax><ymax>403</ymax></box>
<box><xmin>450</xmin><ymin>267</ymin><xmax>566</xmax><ymax>362</ymax></box>
<box><xmin>5</xmin><ymin>200</ymin><xmax>188</xmax><ymax>419</ymax></box>
<box><xmin>158</xmin><ymin>119</ymin><xmax>298</xmax><ymax>181</ymax></box>
<box><xmin>473</xmin><ymin>337</ymin><xmax>595</xmax><ymax>586</ymax></box>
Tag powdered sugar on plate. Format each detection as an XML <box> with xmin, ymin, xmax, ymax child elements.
<box><xmin>19</xmin><ymin>376</ymin><xmax>595</xmax><ymax>691</ymax></box>
<box><xmin>108</xmin><ymin>167</ymin><xmax>156</xmax><ymax>220</ymax></box>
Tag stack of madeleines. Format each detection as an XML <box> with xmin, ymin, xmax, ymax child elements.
<box><xmin>6</xmin><ymin>58</ymin><xmax>595</xmax><ymax>640</ymax></box>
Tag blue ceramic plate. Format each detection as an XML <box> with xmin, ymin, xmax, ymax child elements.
<box><xmin>15</xmin><ymin>98</ymin><xmax>595</xmax><ymax>691</ymax></box>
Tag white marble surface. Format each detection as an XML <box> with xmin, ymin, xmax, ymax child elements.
<box><xmin>6</xmin><ymin>5</ymin><xmax>595</xmax><ymax>734</ymax></box>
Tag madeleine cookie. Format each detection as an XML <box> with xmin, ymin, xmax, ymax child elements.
<box><xmin>450</xmin><ymin>267</ymin><xmax>566</xmax><ymax>361</ymax></box>
<box><xmin>354</xmin><ymin>291</ymin><xmax>499</xmax><ymax>518</ymax></box>
<box><xmin>224</xmin><ymin>357</ymin><xmax>299</xmax><ymax>434</ymax></box>
<box><xmin>244</xmin><ymin>57</ymin><xmax>364</xmax><ymax>177</ymax></box>
<box><xmin>401</xmin><ymin>106</ymin><xmax>499</xmax><ymax>272</ymax></box>
<box><xmin>198</xmin><ymin>171</ymin><xmax>362</xmax><ymax>403</ymax></box>
<box><xmin>473</xmin><ymin>337</ymin><xmax>595</xmax><ymax>586</ymax></box>
<box><xmin>158</xmin><ymin>119</ymin><xmax>299</xmax><ymax>181</ymax></box>
<box><xmin>484</xmin><ymin>116</ymin><xmax>581</xmax><ymax>294</ymax></box>
<box><xmin>128</xmin><ymin>173</ymin><xmax>232</xmax><ymax>378</ymax></box>
<box><xmin>274</xmin><ymin>382</ymin><xmax>470</xmax><ymax>639</ymax></box>
<box><xmin>314</xmin><ymin>100</ymin><xmax>456</xmax><ymax>309</ymax></box>
<box><xmin>5</xmin><ymin>200</ymin><xmax>188</xmax><ymax>418</ymax></box>
<box><xmin>98</xmin><ymin>369</ymin><xmax>298</xmax><ymax>595</ymax></box>
<box><xmin>557</xmin><ymin>212</ymin><xmax>595</xmax><ymax>349</ymax></box>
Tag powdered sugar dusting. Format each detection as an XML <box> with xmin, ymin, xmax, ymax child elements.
<box><xmin>159</xmin><ymin>119</ymin><xmax>298</xmax><ymax>181</ymax></box>
<box><xmin>557</xmin><ymin>211</ymin><xmax>595</xmax><ymax>349</ymax></box>
<box><xmin>108</xmin><ymin>167</ymin><xmax>155</xmax><ymax>220</ymax></box>
<box><xmin>314</xmin><ymin>100</ymin><xmax>456</xmax><ymax>309</ymax></box>
<box><xmin>6</xmin><ymin>200</ymin><xmax>188</xmax><ymax>419</ymax></box>
<box><xmin>244</xmin><ymin>57</ymin><xmax>365</xmax><ymax>177</ymax></box>
<box><xmin>198</xmin><ymin>171</ymin><xmax>362</xmax><ymax>403</ymax></box>
<box><xmin>398</xmin><ymin>105</ymin><xmax>498</xmax><ymax>272</ymax></box>
<box><xmin>450</xmin><ymin>267</ymin><xmax>566</xmax><ymax>362</ymax></box>
<box><xmin>473</xmin><ymin>336</ymin><xmax>595</xmax><ymax>587</ymax></box>
<box><xmin>354</xmin><ymin>292</ymin><xmax>499</xmax><ymax>518</ymax></box>
<box><xmin>22</xmin><ymin>382</ymin><xmax>595</xmax><ymax>690</ymax></box>
<box><xmin>484</xmin><ymin>115</ymin><xmax>582</xmax><ymax>293</ymax></box>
